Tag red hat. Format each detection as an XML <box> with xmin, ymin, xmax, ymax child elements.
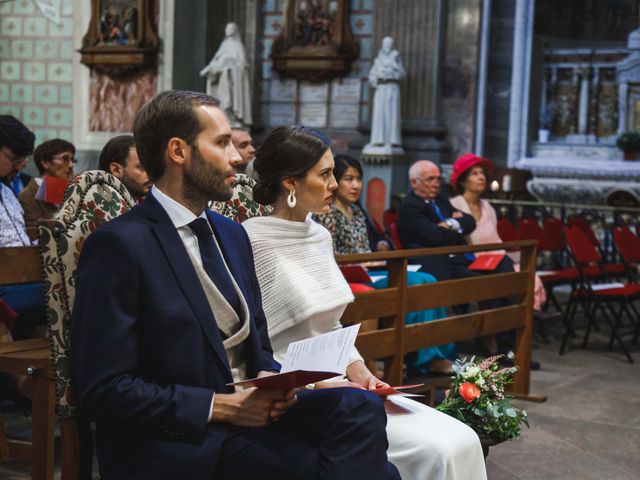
<box><xmin>450</xmin><ymin>153</ymin><xmax>493</xmax><ymax>189</ymax></box>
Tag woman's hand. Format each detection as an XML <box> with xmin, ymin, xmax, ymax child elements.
<box><xmin>346</xmin><ymin>360</ymin><xmax>391</xmax><ymax>391</ymax></box>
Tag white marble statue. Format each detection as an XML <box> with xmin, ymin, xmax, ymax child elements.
<box><xmin>200</xmin><ymin>22</ymin><xmax>253</xmax><ymax>127</ymax></box>
<box><xmin>364</xmin><ymin>36</ymin><xmax>406</xmax><ymax>155</ymax></box>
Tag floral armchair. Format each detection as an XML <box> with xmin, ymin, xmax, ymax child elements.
<box><xmin>38</xmin><ymin>171</ymin><xmax>135</xmax><ymax>421</ymax></box>
<box><xmin>210</xmin><ymin>173</ymin><xmax>272</xmax><ymax>223</ymax></box>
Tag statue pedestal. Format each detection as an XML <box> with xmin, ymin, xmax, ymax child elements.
<box><xmin>360</xmin><ymin>153</ymin><xmax>410</xmax><ymax>212</ymax></box>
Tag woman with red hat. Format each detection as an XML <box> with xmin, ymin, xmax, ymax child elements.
<box><xmin>449</xmin><ymin>153</ymin><xmax>546</xmax><ymax>312</ymax></box>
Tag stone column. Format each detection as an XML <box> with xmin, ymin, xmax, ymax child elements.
<box><xmin>507</xmin><ymin>0</ymin><xmax>535</xmax><ymax>166</ymax></box>
<box><xmin>578</xmin><ymin>67</ymin><xmax>591</xmax><ymax>134</ymax></box>
<box><xmin>474</xmin><ymin>0</ymin><xmax>492</xmax><ymax>156</ymax></box>
<box><xmin>372</xmin><ymin>0</ymin><xmax>449</xmax><ymax>162</ymax></box>
<box><xmin>618</xmin><ymin>82</ymin><xmax>628</xmax><ymax>134</ymax></box>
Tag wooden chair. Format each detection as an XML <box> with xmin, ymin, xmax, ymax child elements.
<box><xmin>38</xmin><ymin>170</ymin><xmax>136</xmax><ymax>479</ymax></box>
<box><xmin>0</xmin><ymin>246</ymin><xmax>56</xmax><ymax>479</ymax></box>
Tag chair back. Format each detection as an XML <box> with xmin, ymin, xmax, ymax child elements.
<box><xmin>390</xmin><ymin>222</ymin><xmax>403</xmax><ymax>249</ymax></box>
<box><xmin>497</xmin><ymin>218</ymin><xmax>521</xmax><ymax>242</ymax></box>
<box><xmin>209</xmin><ymin>174</ymin><xmax>272</xmax><ymax>223</ymax></box>
<box><xmin>38</xmin><ymin>170</ymin><xmax>136</xmax><ymax>419</ymax></box>
<box><xmin>568</xmin><ymin>215</ymin><xmax>599</xmax><ymax>246</ymax></box>
<box><xmin>517</xmin><ymin>217</ymin><xmax>544</xmax><ymax>244</ymax></box>
<box><xmin>613</xmin><ymin>225</ymin><xmax>640</xmax><ymax>263</ymax></box>
<box><xmin>563</xmin><ymin>225</ymin><xmax>601</xmax><ymax>266</ymax></box>
<box><xmin>542</xmin><ymin>217</ymin><xmax>564</xmax><ymax>252</ymax></box>
<box><xmin>383</xmin><ymin>210</ymin><xmax>399</xmax><ymax>232</ymax></box>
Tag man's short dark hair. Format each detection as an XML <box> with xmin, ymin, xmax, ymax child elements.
<box><xmin>33</xmin><ymin>138</ymin><xmax>76</xmax><ymax>175</ymax></box>
<box><xmin>133</xmin><ymin>90</ymin><xmax>221</xmax><ymax>182</ymax></box>
<box><xmin>98</xmin><ymin>135</ymin><xmax>136</xmax><ymax>172</ymax></box>
<box><xmin>0</xmin><ymin>115</ymin><xmax>35</xmax><ymax>158</ymax></box>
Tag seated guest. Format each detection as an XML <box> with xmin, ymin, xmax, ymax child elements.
<box><xmin>71</xmin><ymin>91</ymin><xmax>399</xmax><ymax>480</ymax></box>
<box><xmin>97</xmin><ymin>135</ymin><xmax>152</xmax><ymax>201</ymax></box>
<box><xmin>0</xmin><ymin>116</ymin><xmax>33</xmax><ymax>247</ymax></box>
<box><xmin>230</xmin><ymin>128</ymin><xmax>257</xmax><ymax>178</ymax></box>
<box><xmin>398</xmin><ymin>160</ymin><xmax>517</xmax><ymax>355</ymax></box>
<box><xmin>244</xmin><ymin>126</ymin><xmax>487</xmax><ymax>480</ymax></box>
<box><xmin>1</xmin><ymin>153</ymin><xmax>32</xmax><ymax>197</ymax></box>
<box><xmin>19</xmin><ymin>138</ymin><xmax>75</xmax><ymax>239</ymax></box>
<box><xmin>449</xmin><ymin>153</ymin><xmax>547</xmax><ymax>312</ymax></box>
<box><xmin>314</xmin><ymin>154</ymin><xmax>456</xmax><ymax>375</ymax></box>
<box><xmin>210</xmin><ymin>128</ymin><xmax>272</xmax><ymax>222</ymax></box>
<box><xmin>0</xmin><ymin>116</ymin><xmax>44</xmax><ymax>343</ymax></box>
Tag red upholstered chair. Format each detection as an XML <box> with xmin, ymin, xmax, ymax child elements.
<box><xmin>568</xmin><ymin>216</ymin><xmax>625</xmax><ymax>278</ymax></box>
<box><xmin>612</xmin><ymin>225</ymin><xmax>640</xmax><ymax>282</ymax></box>
<box><xmin>497</xmin><ymin>218</ymin><xmax>521</xmax><ymax>243</ymax></box>
<box><xmin>560</xmin><ymin>225</ymin><xmax>639</xmax><ymax>363</ymax></box>
<box><xmin>390</xmin><ymin>222</ymin><xmax>403</xmax><ymax>250</ymax></box>
<box><xmin>383</xmin><ymin>210</ymin><xmax>399</xmax><ymax>233</ymax></box>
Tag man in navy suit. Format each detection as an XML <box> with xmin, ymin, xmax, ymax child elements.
<box><xmin>71</xmin><ymin>91</ymin><xmax>399</xmax><ymax>480</ymax></box>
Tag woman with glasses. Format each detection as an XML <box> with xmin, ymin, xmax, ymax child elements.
<box><xmin>18</xmin><ymin>138</ymin><xmax>76</xmax><ymax>240</ymax></box>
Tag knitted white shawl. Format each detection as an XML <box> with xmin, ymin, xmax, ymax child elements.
<box><xmin>243</xmin><ymin>215</ymin><xmax>354</xmax><ymax>337</ymax></box>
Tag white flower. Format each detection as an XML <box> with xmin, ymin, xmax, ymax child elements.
<box><xmin>462</xmin><ymin>365</ymin><xmax>480</xmax><ymax>379</ymax></box>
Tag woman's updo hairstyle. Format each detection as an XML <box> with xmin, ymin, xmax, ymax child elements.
<box><xmin>333</xmin><ymin>154</ymin><xmax>363</xmax><ymax>183</ymax></box>
<box><xmin>253</xmin><ymin>125</ymin><xmax>331</xmax><ymax>205</ymax></box>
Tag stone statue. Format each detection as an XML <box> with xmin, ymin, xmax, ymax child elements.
<box><xmin>364</xmin><ymin>36</ymin><xmax>406</xmax><ymax>155</ymax></box>
<box><xmin>200</xmin><ymin>22</ymin><xmax>253</xmax><ymax>127</ymax></box>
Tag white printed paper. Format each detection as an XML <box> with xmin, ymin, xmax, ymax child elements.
<box><xmin>280</xmin><ymin>324</ymin><xmax>361</xmax><ymax>374</ymax></box>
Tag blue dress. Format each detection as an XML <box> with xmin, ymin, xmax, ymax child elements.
<box><xmin>314</xmin><ymin>204</ymin><xmax>457</xmax><ymax>374</ymax></box>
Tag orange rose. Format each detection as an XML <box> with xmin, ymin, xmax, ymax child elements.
<box><xmin>459</xmin><ymin>382</ymin><xmax>481</xmax><ymax>403</ymax></box>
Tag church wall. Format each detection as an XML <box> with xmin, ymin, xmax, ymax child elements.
<box><xmin>0</xmin><ymin>0</ymin><xmax>74</xmax><ymax>175</ymax></box>
<box><xmin>258</xmin><ymin>0</ymin><xmax>374</xmax><ymax>151</ymax></box>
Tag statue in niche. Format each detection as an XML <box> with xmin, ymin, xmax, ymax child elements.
<box><xmin>200</xmin><ymin>22</ymin><xmax>253</xmax><ymax>127</ymax></box>
<box><xmin>364</xmin><ymin>37</ymin><xmax>406</xmax><ymax>155</ymax></box>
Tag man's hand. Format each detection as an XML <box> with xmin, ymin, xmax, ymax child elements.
<box><xmin>452</xmin><ymin>211</ymin><xmax>463</xmax><ymax>219</ymax></box>
<box><xmin>315</xmin><ymin>380</ymin><xmax>366</xmax><ymax>390</ymax></box>
<box><xmin>211</xmin><ymin>387</ymin><xmax>296</xmax><ymax>427</ymax></box>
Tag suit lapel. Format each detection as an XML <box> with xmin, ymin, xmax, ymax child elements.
<box><xmin>142</xmin><ymin>195</ymin><xmax>232</xmax><ymax>379</ymax></box>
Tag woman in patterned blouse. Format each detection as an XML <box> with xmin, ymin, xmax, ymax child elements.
<box><xmin>314</xmin><ymin>155</ymin><xmax>457</xmax><ymax>375</ymax></box>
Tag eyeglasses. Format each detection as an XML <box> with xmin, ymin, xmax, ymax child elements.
<box><xmin>0</xmin><ymin>147</ymin><xmax>23</xmax><ymax>164</ymax></box>
<box><xmin>51</xmin><ymin>153</ymin><xmax>77</xmax><ymax>165</ymax></box>
<box><xmin>414</xmin><ymin>176</ymin><xmax>442</xmax><ymax>184</ymax></box>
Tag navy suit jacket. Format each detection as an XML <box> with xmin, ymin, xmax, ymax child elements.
<box><xmin>70</xmin><ymin>193</ymin><xmax>279</xmax><ymax>479</ymax></box>
<box><xmin>397</xmin><ymin>191</ymin><xmax>476</xmax><ymax>280</ymax></box>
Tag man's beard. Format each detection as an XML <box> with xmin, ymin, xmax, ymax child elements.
<box><xmin>183</xmin><ymin>145</ymin><xmax>234</xmax><ymax>203</ymax></box>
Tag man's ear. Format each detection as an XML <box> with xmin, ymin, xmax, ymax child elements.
<box><xmin>166</xmin><ymin>137</ymin><xmax>188</xmax><ymax>166</ymax></box>
<box><xmin>108</xmin><ymin>162</ymin><xmax>124</xmax><ymax>179</ymax></box>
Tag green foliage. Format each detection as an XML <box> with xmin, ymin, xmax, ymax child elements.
<box><xmin>616</xmin><ymin>131</ymin><xmax>640</xmax><ymax>152</ymax></box>
<box><xmin>436</xmin><ymin>356</ymin><xmax>530</xmax><ymax>442</ymax></box>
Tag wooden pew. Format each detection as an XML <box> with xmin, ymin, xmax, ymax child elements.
<box><xmin>0</xmin><ymin>246</ymin><xmax>56</xmax><ymax>479</ymax></box>
<box><xmin>337</xmin><ymin>240</ymin><xmax>546</xmax><ymax>402</ymax></box>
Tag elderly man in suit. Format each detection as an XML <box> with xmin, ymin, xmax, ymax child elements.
<box><xmin>397</xmin><ymin>160</ymin><xmax>478</xmax><ymax>281</ymax></box>
<box><xmin>71</xmin><ymin>91</ymin><xmax>399</xmax><ymax>480</ymax></box>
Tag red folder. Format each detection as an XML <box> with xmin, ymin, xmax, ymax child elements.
<box><xmin>339</xmin><ymin>265</ymin><xmax>372</xmax><ymax>283</ymax></box>
<box><xmin>229</xmin><ymin>370</ymin><xmax>340</xmax><ymax>390</ymax></box>
<box><xmin>371</xmin><ymin>384</ymin><xmax>423</xmax><ymax>396</ymax></box>
<box><xmin>468</xmin><ymin>253</ymin><xmax>505</xmax><ymax>271</ymax></box>
<box><xmin>39</xmin><ymin>175</ymin><xmax>68</xmax><ymax>205</ymax></box>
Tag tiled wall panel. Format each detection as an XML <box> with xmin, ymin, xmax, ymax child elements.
<box><xmin>0</xmin><ymin>0</ymin><xmax>74</xmax><ymax>146</ymax></box>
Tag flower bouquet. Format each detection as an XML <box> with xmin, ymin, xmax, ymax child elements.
<box><xmin>436</xmin><ymin>355</ymin><xmax>529</xmax><ymax>443</ymax></box>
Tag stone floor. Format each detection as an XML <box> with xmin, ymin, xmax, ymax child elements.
<box><xmin>1</xmin><ymin>310</ymin><xmax>638</xmax><ymax>479</ymax></box>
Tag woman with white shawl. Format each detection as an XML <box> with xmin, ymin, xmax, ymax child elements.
<box><xmin>243</xmin><ymin>126</ymin><xmax>488</xmax><ymax>480</ymax></box>
<box><xmin>200</xmin><ymin>22</ymin><xmax>253</xmax><ymax>127</ymax></box>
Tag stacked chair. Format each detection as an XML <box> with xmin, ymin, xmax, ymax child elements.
<box><xmin>560</xmin><ymin>224</ymin><xmax>639</xmax><ymax>363</ymax></box>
